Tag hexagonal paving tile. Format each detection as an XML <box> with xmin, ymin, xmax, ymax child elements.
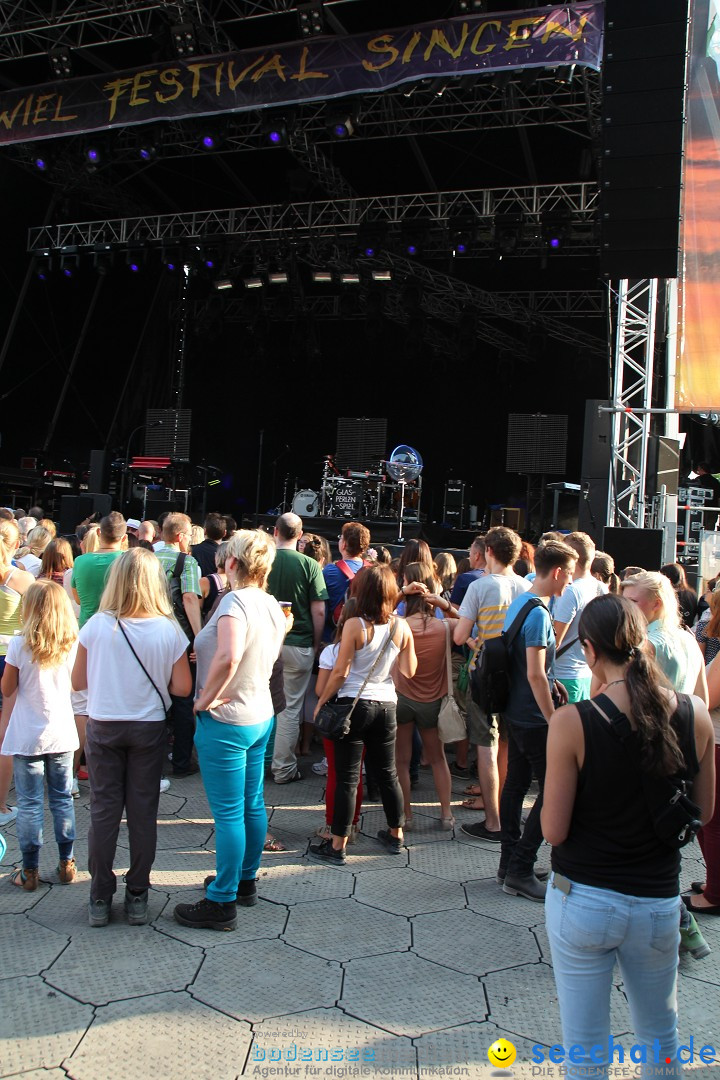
<box><xmin>342</xmin><ymin>952</ymin><xmax>483</xmax><ymax>1036</ymax></box>
<box><xmin>149</xmin><ymin>846</ymin><xmax>218</xmax><ymax>888</ymax></box>
<box><xmin>465</xmin><ymin>876</ymin><xmax>548</xmax><ymax>926</ymax></box>
<box><xmin>27</xmin><ymin>876</ymin><xmax>168</xmax><ymax>937</ymax></box>
<box><xmin>191</xmin><ymin>938</ymin><xmax>342</xmax><ymax>1021</ymax></box>
<box><xmin>353</xmin><ymin>866</ymin><xmax>466</xmax><ymax>916</ymax></box>
<box><xmin>247</xmin><ymin>1007</ymin><xmax>416</xmax><ymax>1079</ymax></box>
<box><xmin>284</xmin><ymin>897</ymin><xmax>410</xmax><ymax>961</ymax></box>
<box><xmin>409</xmin><ymin>839</ymin><xmax>500</xmax><ymax>881</ymax></box>
<box><xmin>413</xmin><ymin>908</ymin><xmax>541</xmax><ymax>976</ymax></box>
<box><xmin>44</xmin><ymin>921</ymin><xmax>203</xmax><ymax>1004</ymax></box>
<box><xmin>416</xmin><ymin>1020</ymin><xmax>548</xmax><ymax>1080</ymax></box>
<box><xmin>0</xmin><ymin>866</ymin><xmax>52</xmax><ymax>914</ymax></box>
<box><xmin>0</xmin><ymin>975</ymin><xmax>93</xmax><ymax>1074</ymax></box>
<box><xmin>257</xmin><ymin>861</ymin><xmax>355</xmax><ymax>905</ymax></box>
<box><xmin>157</xmin><ymin>886</ymin><xmax>288</xmax><ymax>948</ymax></box>
<box><xmin>266</xmin><ymin>805</ymin><xmax>324</xmax><ymax>838</ymax></box>
<box><xmin>0</xmin><ymin>913</ymin><xmax>69</xmax><ymax>979</ymax></box>
<box><xmin>65</xmin><ymin>990</ymin><xmax>250</xmax><ymax>1080</ymax></box>
<box><xmin>676</xmin><ymin>969</ymin><xmax>720</xmax><ymax>1039</ymax></box>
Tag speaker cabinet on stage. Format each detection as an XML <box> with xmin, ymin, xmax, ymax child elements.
<box><xmin>600</xmin><ymin>0</ymin><xmax>689</xmax><ymax>279</ymax></box>
<box><xmin>602</xmin><ymin>527</ymin><xmax>664</xmax><ymax>573</ymax></box>
<box><xmin>647</xmin><ymin>436</ymin><xmax>680</xmax><ymax>497</ymax></box>
<box><xmin>578</xmin><ymin>400</ymin><xmax>612</xmax><ymax>544</ymax></box>
<box><xmin>88</xmin><ymin>449</ymin><xmax>109</xmax><ymax>494</ymax></box>
<box><xmin>59</xmin><ymin>493</ymin><xmax>112</xmax><ymax>535</ymax></box>
<box><xmin>444</xmin><ymin>479</ymin><xmax>466</xmax><ymax>529</ymax></box>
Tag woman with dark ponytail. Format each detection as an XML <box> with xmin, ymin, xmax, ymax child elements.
<box><xmin>542</xmin><ymin>593</ymin><xmax>715</xmax><ymax>1079</ymax></box>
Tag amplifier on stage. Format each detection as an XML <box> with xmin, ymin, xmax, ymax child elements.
<box><xmin>444</xmin><ymin>479</ymin><xmax>466</xmax><ymax>530</ymax></box>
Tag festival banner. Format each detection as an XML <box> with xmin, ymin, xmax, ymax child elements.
<box><xmin>0</xmin><ymin>3</ymin><xmax>603</xmax><ymax>147</ymax></box>
<box><xmin>677</xmin><ymin>0</ymin><xmax>720</xmax><ymax>410</ymax></box>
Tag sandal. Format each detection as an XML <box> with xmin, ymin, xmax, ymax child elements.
<box><xmin>440</xmin><ymin>815</ymin><xmax>456</xmax><ymax>831</ymax></box>
<box><xmin>463</xmin><ymin>784</ymin><xmax>484</xmax><ymax>797</ymax></box>
<box><xmin>263</xmin><ymin>836</ymin><xmax>287</xmax><ymax>853</ymax></box>
<box><xmin>315</xmin><ymin>825</ymin><xmax>332</xmax><ymax>841</ymax></box>
<box><xmin>461</xmin><ymin>797</ymin><xmax>485</xmax><ymax>810</ymax></box>
<box><xmin>11</xmin><ymin>867</ymin><xmax>39</xmax><ymax>891</ymax></box>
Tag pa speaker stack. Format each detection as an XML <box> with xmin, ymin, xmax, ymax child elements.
<box><xmin>600</xmin><ymin>0</ymin><xmax>689</xmax><ymax>279</ymax></box>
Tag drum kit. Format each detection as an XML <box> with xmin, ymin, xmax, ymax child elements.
<box><xmin>290</xmin><ymin>447</ymin><xmax>424</xmax><ymax>529</ymax></box>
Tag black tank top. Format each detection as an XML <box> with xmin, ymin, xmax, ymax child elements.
<box><xmin>551</xmin><ymin>693</ymin><xmax>699</xmax><ymax>898</ymax></box>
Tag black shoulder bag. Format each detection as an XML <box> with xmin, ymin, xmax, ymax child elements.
<box><xmin>470</xmin><ymin>596</ymin><xmax>546</xmax><ymax>714</ymax></box>
<box><xmin>590</xmin><ymin>693</ymin><xmax>702</xmax><ymax>850</ymax></box>
<box><xmin>117</xmin><ymin>620</ymin><xmax>172</xmax><ymax>724</ymax></box>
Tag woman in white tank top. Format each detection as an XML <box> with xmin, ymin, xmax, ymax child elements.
<box><xmin>310</xmin><ymin>564</ymin><xmax>417</xmax><ymax>865</ymax></box>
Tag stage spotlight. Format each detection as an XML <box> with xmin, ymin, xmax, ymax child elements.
<box><xmin>49</xmin><ymin>47</ymin><xmax>73</xmax><ymax>79</ymax></box>
<box><xmin>138</xmin><ymin>142</ymin><xmax>158</xmax><ymax>162</ymax></box>
<box><xmin>244</xmin><ymin>277</ymin><xmax>264</xmax><ymax>289</ymax></box>
<box><xmin>268</xmin><ymin>271</ymin><xmax>289</xmax><ymax>285</ymax></box>
<box><xmin>60</xmin><ymin>253</ymin><xmax>78</xmax><ymax>278</ymax></box>
<box><xmin>93</xmin><ymin>247</ymin><xmax>113</xmax><ymax>275</ymax></box>
<box><xmin>494</xmin><ymin>214</ymin><xmax>523</xmax><ymax>257</ymax></box>
<box><xmin>541</xmin><ymin>210</ymin><xmax>572</xmax><ymax>252</ymax></box>
<box><xmin>33</xmin><ymin>155</ymin><xmax>49</xmax><ymax>171</ymax></box>
<box><xmin>326</xmin><ymin>102</ymin><xmax>357</xmax><ymax>139</ymax></box>
<box><xmin>372</xmin><ymin>269</ymin><xmax>392</xmax><ymax>282</ymax></box>
<box><xmin>262</xmin><ymin>116</ymin><xmax>289</xmax><ymax>146</ymax></box>
<box><xmin>83</xmin><ymin>145</ymin><xmax>103</xmax><ymax>171</ymax></box>
<box><xmin>312</xmin><ymin>270</ymin><xmax>333</xmax><ymax>283</ymax></box>
<box><xmin>297</xmin><ymin>1</ymin><xmax>325</xmax><ymax>37</ymax></box>
<box><xmin>199</xmin><ymin>129</ymin><xmax>224</xmax><ymax>151</ymax></box>
<box><xmin>213</xmin><ymin>278</ymin><xmax>233</xmax><ymax>291</ymax></box>
<box><xmin>456</xmin><ymin>0</ymin><xmax>484</xmax><ymax>11</ymax></box>
<box><xmin>171</xmin><ymin>22</ymin><xmax>198</xmax><ymax>57</ymax></box>
<box><xmin>554</xmin><ymin>64</ymin><xmax>576</xmax><ymax>86</ymax></box>
<box><xmin>452</xmin><ymin>222</ymin><xmax>476</xmax><ymax>257</ymax></box>
<box><xmin>36</xmin><ymin>256</ymin><xmax>52</xmax><ymax>281</ymax></box>
<box><xmin>341</xmin><ymin>273</ymin><xmax>360</xmax><ymax>285</ymax></box>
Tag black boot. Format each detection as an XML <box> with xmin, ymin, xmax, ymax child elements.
<box><xmin>173</xmin><ymin>897</ymin><xmax>237</xmax><ymax>930</ymax></box>
<box><xmin>203</xmin><ymin>874</ymin><xmax>258</xmax><ymax>906</ymax></box>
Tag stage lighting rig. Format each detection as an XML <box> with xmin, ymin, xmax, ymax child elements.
<box><xmin>171</xmin><ymin>23</ymin><xmax>198</xmax><ymax>57</ymax></box>
<box><xmin>262</xmin><ymin>116</ymin><xmax>290</xmax><ymax>146</ymax></box>
<box><xmin>456</xmin><ymin>0</ymin><xmax>485</xmax><ymax>12</ymax></box>
<box><xmin>49</xmin><ymin>47</ymin><xmax>72</xmax><ymax>79</ymax></box>
<box><xmin>298</xmin><ymin>2</ymin><xmax>325</xmax><ymax>38</ymax></box>
<box><xmin>326</xmin><ymin>102</ymin><xmax>357</xmax><ymax>139</ymax></box>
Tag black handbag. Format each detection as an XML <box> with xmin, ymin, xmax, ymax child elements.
<box><xmin>315</xmin><ymin>618</ymin><xmax>398</xmax><ymax>742</ymax></box>
<box><xmin>591</xmin><ymin>694</ymin><xmax>702</xmax><ymax>850</ymax></box>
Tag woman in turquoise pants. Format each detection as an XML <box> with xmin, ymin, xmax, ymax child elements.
<box><xmin>174</xmin><ymin>530</ymin><xmax>286</xmax><ymax>931</ymax></box>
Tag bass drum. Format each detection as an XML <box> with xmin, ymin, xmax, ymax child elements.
<box><xmin>292</xmin><ymin>489</ymin><xmax>318</xmax><ymax>517</ymax></box>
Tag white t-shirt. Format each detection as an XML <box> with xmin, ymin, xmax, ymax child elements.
<box><xmin>63</xmin><ymin>567</ymin><xmax>80</xmax><ymax>619</ymax></box>
<box><xmin>18</xmin><ymin>553</ymin><xmax>42</xmax><ymax>578</ymax></box>
<box><xmin>458</xmin><ymin>572</ymin><xmax>530</xmax><ymax>644</ymax></box>
<box><xmin>553</xmin><ymin>576</ymin><xmax>606</xmax><ymax>680</ymax></box>
<box><xmin>1</xmin><ymin>635</ymin><xmax>79</xmax><ymax>756</ymax></box>
<box><xmin>194</xmin><ymin>587</ymin><xmax>286</xmax><ymax>726</ymax></box>
<box><xmin>79</xmin><ymin>613</ymin><xmax>188</xmax><ymax>721</ymax></box>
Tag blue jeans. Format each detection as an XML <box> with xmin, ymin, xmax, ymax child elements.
<box><xmin>13</xmin><ymin>752</ymin><xmax>75</xmax><ymax>870</ymax></box>
<box><xmin>546</xmin><ymin>874</ymin><xmax>683</xmax><ymax>1079</ymax></box>
<box><xmin>195</xmin><ymin>711</ymin><xmax>272</xmax><ymax>904</ymax></box>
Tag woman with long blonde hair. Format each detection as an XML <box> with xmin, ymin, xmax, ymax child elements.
<box><xmin>0</xmin><ymin>519</ymin><xmax>36</xmax><ymax>826</ymax></box>
<box><xmin>72</xmin><ymin>548</ymin><xmax>191</xmax><ymax>927</ymax></box>
<box><xmin>17</xmin><ymin>525</ymin><xmax>53</xmax><ymax>578</ymax></box>
<box><xmin>173</xmin><ymin>530</ymin><xmax>286</xmax><ymax>931</ymax></box>
<box><xmin>1</xmin><ymin>581</ymin><xmax>79</xmax><ymax>890</ymax></box>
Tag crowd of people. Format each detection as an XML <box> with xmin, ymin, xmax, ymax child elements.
<box><xmin>0</xmin><ymin>503</ymin><xmax>717</xmax><ymax>1075</ymax></box>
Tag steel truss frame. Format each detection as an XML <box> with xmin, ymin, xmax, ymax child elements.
<box><xmin>606</xmin><ymin>279</ymin><xmax>661</xmax><ymax>529</ymax></box>
<box><xmin>28</xmin><ymin>181</ymin><xmax>600</xmax><ymax>253</ymax></box>
<box><xmin>0</xmin><ymin>0</ymin><xmax>368</xmax><ymax>60</ymax></box>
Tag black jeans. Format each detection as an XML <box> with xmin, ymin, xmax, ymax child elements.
<box><xmin>499</xmin><ymin>721</ymin><xmax>548</xmax><ymax>878</ymax></box>
<box><xmin>331</xmin><ymin>699</ymin><xmax>405</xmax><ymax>838</ymax></box>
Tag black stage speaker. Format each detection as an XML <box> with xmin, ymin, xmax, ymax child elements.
<box><xmin>335</xmin><ymin>417</ymin><xmax>387</xmax><ymax>474</ymax></box>
<box><xmin>444</xmin><ymin>479</ymin><xmax>466</xmax><ymax>529</ymax></box>
<box><xmin>600</xmin><ymin>0</ymin><xmax>689</xmax><ymax>278</ymax></box>
<box><xmin>647</xmin><ymin>436</ymin><xmax>680</xmax><ymax>497</ymax></box>
<box><xmin>59</xmin><ymin>493</ymin><xmax>112</xmax><ymax>535</ymax></box>
<box><xmin>602</xmin><ymin>527</ymin><xmax>664</xmax><ymax>573</ymax></box>
<box><xmin>578</xmin><ymin>400</ymin><xmax>612</xmax><ymax>543</ymax></box>
<box><xmin>506</xmin><ymin>414</ymin><xmax>568</xmax><ymax>475</ymax></box>
<box><xmin>88</xmin><ymin>449</ymin><xmax>110</xmax><ymax>494</ymax></box>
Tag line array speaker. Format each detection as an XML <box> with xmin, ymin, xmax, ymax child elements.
<box><xmin>600</xmin><ymin>0</ymin><xmax>689</xmax><ymax>279</ymax></box>
<box><xmin>335</xmin><ymin>417</ymin><xmax>387</xmax><ymax>474</ymax></box>
<box><xmin>506</xmin><ymin>414</ymin><xmax>568</xmax><ymax>476</ymax></box>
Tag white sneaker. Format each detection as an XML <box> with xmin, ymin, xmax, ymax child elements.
<box><xmin>312</xmin><ymin>758</ymin><xmax>329</xmax><ymax>776</ymax></box>
<box><xmin>159</xmin><ymin>778</ymin><xmax>171</xmax><ymax>794</ymax></box>
<box><xmin>0</xmin><ymin>806</ymin><xmax>18</xmax><ymax>826</ymax></box>
<box><xmin>71</xmin><ymin>777</ymin><xmax>80</xmax><ymax>798</ymax></box>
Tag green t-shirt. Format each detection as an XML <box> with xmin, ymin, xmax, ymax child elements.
<box><xmin>266</xmin><ymin>548</ymin><xmax>328</xmax><ymax>647</ymax></box>
<box><xmin>71</xmin><ymin>551</ymin><xmax>123</xmax><ymax>628</ymax></box>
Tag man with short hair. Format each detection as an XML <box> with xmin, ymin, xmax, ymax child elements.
<box><xmin>267</xmin><ymin>512</ymin><xmax>328</xmax><ymax>783</ymax></box>
<box><xmin>70</xmin><ymin>511</ymin><xmax>128</xmax><ymax>790</ymax></box>
<box><xmin>449</xmin><ymin>535</ymin><xmax>486</xmax><ymax>608</ymax></box>
<box><xmin>498</xmin><ymin>539</ymin><xmax>577</xmax><ymax>902</ymax></box>
<box><xmin>191</xmin><ymin>512</ymin><xmax>227</xmax><ymax>577</ymax></box>
<box><xmin>553</xmin><ymin>531</ymin><xmax>603</xmax><ymax>704</ymax></box>
<box><xmin>138</xmin><ymin>519</ymin><xmax>159</xmax><ymax>545</ymax></box>
<box><xmin>156</xmin><ymin>513</ymin><xmax>202</xmax><ymax>776</ymax></box>
<box><xmin>454</xmin><ymin>527</ymin><xmax>530</xmax><ymax>837</ymax></box>
<box><xmin>322</xmin><ymin>521</ymin><xmax>370</xmax><ymax>640</ymax></box>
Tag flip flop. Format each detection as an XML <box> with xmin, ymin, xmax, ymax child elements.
<box><xmin>264</xmin><ymin>836</ymin><xmax>287</xmax><ymax>852</ymax></box>
<box><xmin>461</xmin><ymin>798</ymin><xmax>485</xmax><ymax>810</ymax></box>
<box><xmin>463</xmin><ymin>784</ymin><xmax>484</xmax><ymax>797</ymax></box>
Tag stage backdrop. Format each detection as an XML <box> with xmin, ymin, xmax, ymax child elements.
<box><xmin>0</xmin><ymin>3</ymin><xmax>603</xmax><ymax>147</ymax></box>
<box><xmin>678</xmin><ymin>0</ymin><xmax>720</xmax><ymax>409</ymax></box>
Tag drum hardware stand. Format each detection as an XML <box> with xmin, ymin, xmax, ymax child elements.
<box><xmin>281</xmin><ymin>473</ymin><xmax>292</xmax><ymax>514</ymax></box>
<box><xmin>270</xmin><ymin>445</ymin><xmax>290</xmax><ymax>516</ymax></box>
<box><xmin>396</xmin><ymin>480</ymin><xmax>407</xmax><ymax>543</ymax></box>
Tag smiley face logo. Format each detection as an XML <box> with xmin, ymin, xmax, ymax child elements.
<box><xmin>488</xmin><ymin>1039</ymin><xmax>517</xmax><ymax>1070</ymax></box>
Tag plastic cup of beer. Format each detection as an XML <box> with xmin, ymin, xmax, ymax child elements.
<box><xmin>280</xmin><ymin>601</ymin><xmax>292</xmax><ymax>618</ymax></box>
